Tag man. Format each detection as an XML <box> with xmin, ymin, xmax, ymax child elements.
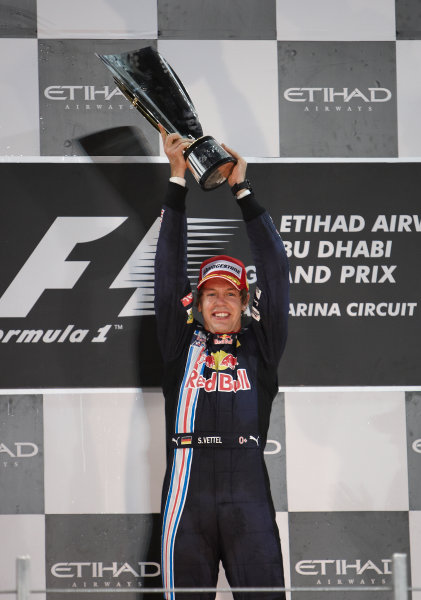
<box><xmin>154</xmin><ymin>125</ymin><xmax>289</xmax><ymax>600</ymax></box>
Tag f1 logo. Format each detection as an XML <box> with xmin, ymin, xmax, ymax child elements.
<box><xmin>0</xmin><ymin>217</ymin><xmax>127</xmax><ymax>318</ymax></box>
<box><xmin>0</xmin><ymin>215</ymin><xmax>238</xmax><ymax>318</ymax></box>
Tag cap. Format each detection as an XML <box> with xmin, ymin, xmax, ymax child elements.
<box><xmin>197</xmin><ymin>255</ymin><xmax>249</xmax><ymax>291</ymax></box>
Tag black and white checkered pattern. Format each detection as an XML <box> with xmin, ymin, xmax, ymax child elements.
<box><xmin>0</xmin><ymin>1</ymin><xmax>420</xmax><ymax>598</ymax></box>
<box><xmin>1</xmin><ymin>0</ymin><xmax>421</xmax><ymax>158</ymax></box>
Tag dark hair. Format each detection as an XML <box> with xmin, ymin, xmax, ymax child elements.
<box><xmin>196</xmin><ymin>287</ymin><xmax>249</xmax><ymax>308</ymax></box>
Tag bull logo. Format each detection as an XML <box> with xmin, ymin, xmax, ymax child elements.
<box><xmin>205</xmin><ymin>350</ymin><xmax>238</xmax><ymax>371</ymax></box>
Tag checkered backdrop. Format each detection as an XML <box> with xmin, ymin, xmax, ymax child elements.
<box><xmin>0</xmin><ymin>1</ymin><xmax>421</xmax><ymax>599</ymax></box>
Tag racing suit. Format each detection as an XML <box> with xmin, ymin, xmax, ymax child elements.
<box><xmin>154</xmin><ymin>182</ymin><xmax>289</xmax><ymax>600</ymax></box>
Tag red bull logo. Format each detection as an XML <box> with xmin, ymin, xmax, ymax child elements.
<box><xmin>219</xmin><ymin>353</ymin><xmax>238</xmax><ymax>370</ymax></box>
<box><xmin>204</xmin><ymin>354</ymin><xmax>216</xmax><ymax>369</ymax></box>
<box><xmin>184</xmin><ymin>368</ymin><xmax>251</xmax><ymax>393</ymax></box>
<box><xmin>204</xmin><ymin>350</ymin><xmax>238</xmax><ymax>371</ymax></box>
<box><xmin>214</xmin><ymin>334</ymin><xmax>233</xmax><ymax>345</ymax></box>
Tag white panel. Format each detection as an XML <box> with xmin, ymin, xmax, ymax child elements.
<box><xmin>158</xmin><ymin>40</ymin><xmax>279</xmax><ymax>158</ymax></box>
<box><xmin>44</xmin><ymin>391</ymin><xmax>166</xmax><ymax>513</ymax></box>
<box><xmin>276</xmin><ymin>0</ymin><xmax>396</xmax><ymax>41</ymax></box>
<box><xmin>37</xmin><ymin>0</ymin><xmax>157</xmax><ymax>38</ymax></box>
<box><xmin>216</xmin><ymin>564</ymin><xmax>233</xmax><ymax>600</ymax></box>
<box><xmin>0</xmin><ymin>39</ymin><xmax>39</xmax><ymax>156</ymax></box>
<box><xmin>396</xmin><ymin>41</ymin><xmax>421</xmax><ymax>157</ymax></box>
<box><xmin>285</xmin><ymin>390</ymin><xmax>409</xmax><ymax>511</ymax></box>
<box><xmin>410</xmin><ymin>511</ymin><xmax>421</xmax><ymax>600</ymax></box>
<box><xmin>0</xmin><ymin>515</ymin><xmax>45</xmax><ymax>600</ymax></box>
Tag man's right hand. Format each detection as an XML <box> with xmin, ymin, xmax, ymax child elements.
<box><xmin>159</xmin><ymin>124</ymin><xmax>191</xmax><ymax>178</ymax></box>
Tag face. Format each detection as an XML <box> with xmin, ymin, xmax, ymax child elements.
<box><xmin>198</xmin><ymin>279</ymin><xmax>248</xmax><ymax>334</ymax></box>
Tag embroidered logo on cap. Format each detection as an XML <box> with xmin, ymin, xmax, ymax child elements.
<box><xmin>197</xmin><ymin>254</ymin><xmax>248</xmax><ymax>291</ymax></box>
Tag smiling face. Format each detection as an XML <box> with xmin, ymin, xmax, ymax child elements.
<box><xmin>197</xmin><ymin>279</ymin><xmax>249</xmax><ymax>334</ymax></box>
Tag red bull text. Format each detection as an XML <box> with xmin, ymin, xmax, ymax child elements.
<box><xmin>185</xmin><ymin>369</ymin><xmax>251</xmax><ymax>393</ymax></box>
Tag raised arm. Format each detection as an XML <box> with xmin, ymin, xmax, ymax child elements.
<box><xmin>154</xmin><ymin>127</ymin><xmax>194</xmax><ymax>362</ymax></box>
<box><xmin>222</xmin><ymin>144</ymin><xmax>290</xmax><ymax>367</ymax></box>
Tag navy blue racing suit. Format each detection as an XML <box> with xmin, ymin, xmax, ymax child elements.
<box><xmin>154</xmin><ymin>182</ymin><xmax>289</xmax><ymax>600</ymax></box>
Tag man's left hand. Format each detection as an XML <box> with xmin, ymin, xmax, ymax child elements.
<box><xmin>221</xmin><ymin>143</ymin><xmax>247</xmax><ymax>188</ymax></box>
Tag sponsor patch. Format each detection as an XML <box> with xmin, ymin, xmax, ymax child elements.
<box><xmin>192</xmin><ymin>330</ymin><xmax>207</xmax><ymax>348</ymax></box>
<box><xmin>202</xmin><ymin>259</ymin><xmax>242</xmax><ymax>280</ymax></box>
<box><xmin>181</xmin><ymin>292</ymin><xmax>193</xmax><ymax>308</ymax></box>
<box><xmin>185</xmin><ymin>368</ymin><xmax>251</xmax><ymax>393</ymax></box>
<box><xmin>204</xmin><ymin>351</ymin><xmax>238</xmax><ymax>371</ymax></box>
<box><xmin>214</xmin><ymin>334</ymin><xmax>233</xmax><ymax>345</ymax></box>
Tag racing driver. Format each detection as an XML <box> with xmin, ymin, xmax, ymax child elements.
<box><xmin>154</xmin><ymin>125</ymin><xmax>289</xmax><ymax>600</ymax></box>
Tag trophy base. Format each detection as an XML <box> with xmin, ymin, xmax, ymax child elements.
<box><xmin>184</xmin><ymin>136</ymin><xmax>237</xmax><ymax>191</ymax></box>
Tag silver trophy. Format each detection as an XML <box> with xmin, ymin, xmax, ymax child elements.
<box><xmin>97</xmin><ymin>46</ymin><xmax>236</xmax><ymax>190</ymax></box>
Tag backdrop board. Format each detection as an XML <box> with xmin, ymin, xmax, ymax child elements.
<box><xmin>1</xmin><ymin>389</ymin><xmax>418</xmax><ymax>600</ymax></box>
<box><xmin>0</xmin><ymin>161</ymin><xmax>420</xmax><ymax>389</ymax></box>
<box><xmin>1</xmin><ymin>1</ymin><xmax>421</xmax><ymax>599</ymax></box>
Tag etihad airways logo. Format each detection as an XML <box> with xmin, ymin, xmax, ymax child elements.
<box><xmin>412</xmin><ymin>439</ymin><xmax>421</xmax><ymax>453</ymax></box>
<box><xmin>296</xmin><ymin>558</ymin><xmax>392</xmax><ymax>586</ymax></box>
<box><xmin>43</xmin><ymin>85</ymin><xmax>132</xmax><ymax>112</ymax></box>
<box><xmin>0</xmin><ymin>217</ymin><xmax>239</xmax><ymax>320</ymax></box>
<box><xmin>0</xmin><ymin>442</ymin><xmax>39</xmax><ymax>468</ymax></box>
<box><xmin>284</xmin><ymin>87</ymin><xmax>392</xmax><ymax>112</ymax></box>
<box><xmin>0</xmin><ymin>442</ymin><xmax>39</xmax><ymax>458</ymax></box>
<box><xmin>51</xmin><ymin>561</ymin><xmax>160</xmax><ymax>588</ymax></box>
<box><xmin>45</xmin><ymin>86</ymin><xmax>125</xmax><ymax>102</ymax></box>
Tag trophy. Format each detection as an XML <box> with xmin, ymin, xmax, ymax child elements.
<box><xmin>97</xmin><ymin>46</ymin><xmax>236</xmax><ymax>190</ymax></box>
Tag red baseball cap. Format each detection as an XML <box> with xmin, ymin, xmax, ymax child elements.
<box><xmin>197</xmin><ymin>255</ymin><xmax>249</xmax><ymax>291</ymax></box>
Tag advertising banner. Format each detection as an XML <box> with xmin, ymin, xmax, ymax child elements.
<box><xmin>38</xmin><ymin>39</ymin><xmax>159</xmax><ymax>156</ymax></box>
<box><xmin>289</xmin><ymin>511</ymin><xmax>410</xmax><ymax>598</ymax></box>
<box><xmin>406</xmin><ymin>392</ymin><xmax>421</xmax><ymax>509</ymax></box>
<box><xmin>277</xmin><ymin>41</ymin><xmax>398</xmax><ymax>157</ymax></box>
<box><xmin>0</xmin><ymin>395</ymin><xmax>44</xmax><ymax>514</ymax></box>
<box><xmin>46</xmin><ymin>514</ymin><xmax>161</xmax><ymax>599</ymax></box>
<box><xmin>0</xmin><ymin>161</ymin><xmax>420</xmax><ymax>388</ymax></box>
